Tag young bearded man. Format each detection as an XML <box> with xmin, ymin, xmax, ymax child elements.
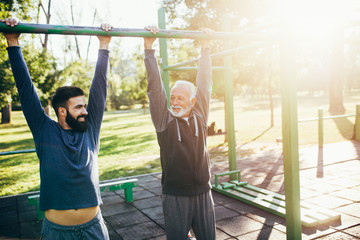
<box><xmin>2</xmin><ymin>18</ymin><xmax>112</xmax><ymax>239</ymax></box>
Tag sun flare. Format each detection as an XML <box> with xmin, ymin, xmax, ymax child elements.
<box><xmin>281</xmin><ymin>0</ymin><xmax>356</xmax><ymax>45</ymax></box>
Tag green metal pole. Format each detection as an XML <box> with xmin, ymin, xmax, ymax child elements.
<box><xmin>157</xmin><ymin>8</ymin><xmax>171</xmax><ymax>104</ymax></box>
<box><xmin>280</xmin><ymin>1</ymin><xmax>302</xmax><ymax>239</ymax></box>
<box><xmin>356</xmin><ymin>105</ymin><xmax>360</xmax><ymax>141</ymax></box>
<box><xmin>164</xmin><ymin>42</ymin><xmax>265</xmax><ymax>70</ymax></box>
<box><xmin>222</xmin><ymin>16</ymin><xmax>237</xmax><ymax>179</ymax></box>
<box><xmin>0</xmin><ymin>22</ymin><xmax>276</xmax><ymax>40</ymax></box>
<box><xmin>168</xmin><ymin>66</ymin><xmax>226</xmax><ymax>71</ymax></box>
<box><xmin>318</xmin><ymin>108</ymin><xmax>324</xmax><ymax>148</ymax></box>
<box><xmin>0</xmin><ymin>148</ymin><xmax>35</xmax><ymax>156</ymax></box>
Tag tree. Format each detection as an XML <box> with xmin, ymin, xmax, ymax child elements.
<box><xmin>132</xmin><ymin>49</ymin><xmax>148</xmax><ymax>114</ymax></box>
<box><xmin>22</xmin><ymin>44</ymin><xmax>63</xmax><ymax>112</ymax></box>
<box><xmin>0</xmin><ymin>56</ymin><xmax>15</xmax><ymax>124</ymax></box>
<box><xmin>61</xmin><ymin>60</ymin><xmax>93</xmax><ymax>96</ymax></box>
<box><xmin>162</xmin><ymin>0</ymin><xmax>276</xmax><ymax>31</ymax></box>
<box><xmin>161</xmin><ymin>0</ymin><xmax>278</xmax><ymax>96</ymax></box>
<box><xmin>37</xmin><ymin>0</ymin><xmax>51</xmax><ymax>49</ymax></box>
<box><xmin>106</xmin><ymin>39</ymin><xmax>139</xmax><ymax>110</ymax></box>
<box><xmin>329</xmin><ymin>27</ymin><xmax>345</xmax><ymax>114</ymax></box>
<box><xmin>0</xmin><ymin>0</ymin><xmax>34</xmax><ymax>124</ymax></box>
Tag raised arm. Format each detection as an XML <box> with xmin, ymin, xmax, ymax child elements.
<box><xmin>86</xmin><ymin>23</ymin><xmax>112</xmax><ymax>138</ymax></box>
<box><xmin>194</xmin><ymin>29</ymin><xmax>214</xmax><ymax>123</ymax></box>
<box><xmin>2</xmin><ymin>18</ymin><xmax>49</xmax><ymax>135</ymax></box>
<box><xmin>143</xmin><ymin>26</ymin><xmax>170</xmax><ymax>132</ymax></box>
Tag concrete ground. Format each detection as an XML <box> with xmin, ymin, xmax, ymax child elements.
<box><xmin>1</xmin><ymin>140</ymin><xmax>360</xmax><ymax>239</ymax></box>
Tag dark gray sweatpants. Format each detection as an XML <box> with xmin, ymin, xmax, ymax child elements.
<box><xmin>162</xmin><ymin>190</ymin><xmax>216</xmax><ymax>240</ymax></box>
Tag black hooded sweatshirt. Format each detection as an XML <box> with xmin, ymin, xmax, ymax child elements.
<box><xmin>144</xmin><ymin>48</ymin><xmax>212</xmax><ymax>196</ymax></box>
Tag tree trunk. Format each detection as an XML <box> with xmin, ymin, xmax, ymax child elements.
<box><xmin>1</xmin><ymin>103</ymin><xmax>12</xmax><ymax>124</ymax></box>
<box><xmin>70</xmin><ymin>0</ymin><xmax>81</xmax><ymax>59</ymax></box>
<box><xmin>267</xmin><ymin>48</ymin><xmax>274</xmax><ymax>127</ymax></box>
<box><xmin>268</xmin><ymin>75</ymin><xmax>274</xmax><ymax>127</ymax></box>
<box><xmin>37</xmin><ymin>0</ymin><xmax>51</xmax><ymax>49</ymax></box>
<box><xmin>44</xmin><ymin>99</ymin><xmax>51</xmax><ymax>116</ymax></box>
<box><xmin>43</xmin><ymin>0</ymin><xmax>51</xmax><ymax>49</ymax></box>
<box><xmin>329</xmin><ymin>27</ymin><xmax>345</xmax><ymax>114</ymax></box>
<box><xmin>86</xmin><ymin>9</ymin><xmax>97</xmax><ymax>65</ymax></box>
<box><xmin>143</xmin><ymin>101</ymin><xmax>146</xmax><ymax>115</ymax></box>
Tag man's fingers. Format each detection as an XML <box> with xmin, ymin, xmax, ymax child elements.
<box><xmin>1</xmin><ymin>18</ymin><xmax>19</xmax><ymax>27</ymax></box>
<box><xmin>100</xmin><ymin>23</ymin><xmax>113</xmax><ymax>32</ymax></box>
<box><xmin>202</xmin><ymin>28</ymin><xmax>215</xmax><ymax>35</ymax></box>
<box><xmin>144</xmin><ymin>25</ymin><xmax>159</xmax><ymax>34</ymax></box>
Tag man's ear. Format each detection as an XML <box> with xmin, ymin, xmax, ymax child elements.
<box><xmin>191</xmin><ymin>97</ymin><xmax>196</xmax><ymax>108</ymax></box>
<box><xmin>58</xmin><ymin>107</ymin><xmax>67</xmax><ymax>117</ymax></box>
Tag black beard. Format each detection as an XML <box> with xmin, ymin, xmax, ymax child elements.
<box><xmin>65</xmin><ymin>110</ymin><xmax>88</xmax><ymax>132</ymax></box>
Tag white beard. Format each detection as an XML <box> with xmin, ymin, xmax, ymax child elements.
<box><xmin>170</xmin><ymin>104</ymin><xmax>191</xmax><ymax>118</ymax></box>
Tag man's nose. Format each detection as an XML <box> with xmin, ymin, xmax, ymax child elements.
<box><xmin>82</xmin><ymin>108</ymin><xmax>88</xmax><ymax>115</ymax></box>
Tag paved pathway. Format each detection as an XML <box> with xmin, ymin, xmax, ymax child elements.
<box><xmin>1</xmin><ymin>141</ymin><xmax>360</xmax><ymax>239</ymax></box>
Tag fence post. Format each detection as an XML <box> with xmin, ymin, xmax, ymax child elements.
<box><xmin>318</xmin><ymin>108</ymin><xmax>324</xmax><ymax>148</ymax></box>
<box><xmin>356</xmin><ymin>105</ymin><xmax>360</xmax><ymax>141</ymax></box>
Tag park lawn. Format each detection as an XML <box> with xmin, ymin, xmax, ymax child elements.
<box><xmin>1</xmin><ymin>92</ymin><xmax>360</xmax><ymax>196</ymax></box>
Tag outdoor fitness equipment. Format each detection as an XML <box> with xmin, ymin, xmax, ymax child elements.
<box><xmin>1</xmin><ymin>7</ymin><xmax>341</xmax><ymax>239</ymax></box>
<box><xmin>0</xmin><ymin>22</ymin><xmax>275</xmax><ymax>40</ymax></box>
<box><xmin>155</xmin><ymin>9</ymin><xmax>340</xmax><ymax>233</ymax></box>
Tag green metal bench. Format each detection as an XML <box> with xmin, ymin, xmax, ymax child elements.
<box><xmin>28</xmin><ymin>178</ymin><xmax>138</xmax><ymax>220</ymax></box>
<box><xmin>212</xmin><ymin>170</ymin><xmax>341</xmax><ymax>228</ymax></box>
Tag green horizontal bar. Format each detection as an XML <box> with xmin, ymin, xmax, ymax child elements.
<box><xmin>165</xmin><ymin>42</ymin><xmax>266</xmax><ymax>70</ymax></box>
<box><xmin>0</xmin><ymin>22</ymin><xmax>277</xmax><ymax>40</ymax></box>
<box><xmin>168</xmin><ymin>66</ymin><xmax>226</xmax><ymax>71</ymax></box>
<box><xmin>0</xmin><ymin>148</ymin><xmax>35</xmax><ymax>156</ymax></box>
<box><xmin>215</xmin><ymin>170</ymin><xmax>241</xmax><ymax>177</ymax></box>
<box><xmin>298</xmin><ymin>114</ymin><xmax>357</xmax><ymax>122</ymax></box>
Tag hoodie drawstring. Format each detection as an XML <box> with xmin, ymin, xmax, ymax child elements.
<box><xmin>193</xmin><ymin>114</ymin><xmax>199</xmax><ymax>137</ymax></box>
<box><xmin>175</xmin><ymin>115</ymin><xmax>199</xmax><ymax>142</ymax></box>
<box><xmin>175</xmin><ymin>118</ymin><xmax>181</xmax><ymax>142</ymax></box>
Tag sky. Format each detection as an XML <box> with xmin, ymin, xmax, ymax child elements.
<box><xmin>40</xmin><ymin>0</ymin><xmax>163</xmax><ymax>62</ymax></box>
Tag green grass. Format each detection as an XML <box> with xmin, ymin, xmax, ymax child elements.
<box><xmin>1</xmin><ymin>92</ymin><xmax>360</xmax><ymax>196</ymax></box>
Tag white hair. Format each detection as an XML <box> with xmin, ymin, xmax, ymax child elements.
<box><xmin>171</xmin><ymin>80</ymin><xmax>196</xmax><ymax>100</ymax></box>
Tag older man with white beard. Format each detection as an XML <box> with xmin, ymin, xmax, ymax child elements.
<box><xmin>143</xmin><ymin>26</ymin><xmax>216</xmax><ymax>240</ymax></box>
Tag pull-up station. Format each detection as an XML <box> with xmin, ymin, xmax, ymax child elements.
<box><xmin>1</xmin><ymin>8</ymin><xmax>309</xmax><ymax>239</ymax></box>
<box><xmin>0</xmin><ymin>22</ymin><xmax>274</xmax><ymax>40</ymax></box>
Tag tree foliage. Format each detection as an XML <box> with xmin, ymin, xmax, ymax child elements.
<box><xmin>21</xmin><ymin>44</ymin><xmax>63</xmax><ymax>105</ymax></box>
<box><xmin>106</xmin><ymin>41</ymin><xmax>146</xmax><ymax>110</ymax></box>
<box><xmin>162</xmin><ymin>0</ymin><xmax>278</xmax><ymax>31</ymax></box>
<box><xmin>161</xmin><ymin>0</ymin><xmax>353</xmax><ymax>116</ymax></box>
<box><xmin>161</xmin><ymin>0</ymin><xmax>281</xmax><ymax>100</ymax></box>
<box><xmin>0</xmin><ymin>0</ymin><xmax>35</xmax><ymax>122</ymax></box>
<box><xmin>0</xmin><ymin>0</ymin><xmax>65</xmax><ymax>121</ymax></box>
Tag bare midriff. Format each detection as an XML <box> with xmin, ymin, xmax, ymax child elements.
<box><xmin>45</xmin><ymin>206</ymin><xmax>99</xmax><ymax>226</ymax></box>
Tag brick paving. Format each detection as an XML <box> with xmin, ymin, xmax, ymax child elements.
<box><xmin>1</xmin><ymin>140</ymin><xmax>360</xmax><ymax>239</ymax></box>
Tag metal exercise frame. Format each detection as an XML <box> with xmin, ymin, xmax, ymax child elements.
<box><xmin>0</xmin><ymin>7</ymin><xmax>309</xmax><ymax>239</ymax></box>
<box><xmin>156</xmin><ymin>8</ymin><xmax>304</xmax><ymax>240</ymax></box>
